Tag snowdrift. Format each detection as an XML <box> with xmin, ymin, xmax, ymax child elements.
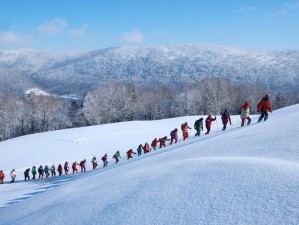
<box><xmin>0</xmin><ymin>105</ymin><xmax>299</xmax><ymax>225</ymax></box>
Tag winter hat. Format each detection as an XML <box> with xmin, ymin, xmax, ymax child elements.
<box><xmin>175</xmin><ymin>128</ymin><xmax>178</xmax><ymax>131</ymax></box>
<box><xmin>224</xmin><ymin>108</ymin><xmax>227</xmax><ymax>113</ymax></box>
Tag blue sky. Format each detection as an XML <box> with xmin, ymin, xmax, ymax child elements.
<box><xmin>0</xmin><ymin>0</ymin><xmax>299</xmax><ymax>50</ymax></box>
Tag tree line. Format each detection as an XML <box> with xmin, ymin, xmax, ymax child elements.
<box><xmin>0</xmin><ymin>78</ymin><xmax>298</xmax><ymax>141</ymax></box>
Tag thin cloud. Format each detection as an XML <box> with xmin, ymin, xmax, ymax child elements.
<box><xmin>120</xmin><ymin>29</ymin><xmax>145</xmax><ymax>43</ymax></box>
<box><xmin>0</xmin><ymin>32</ymin><xmax>34</xmax><ymax>44</ymax></box>
<box><xmin>156</xmin><ymin>30</ymin><xmax>171</xmax><ymax>38</ymax></box>
<box><xmin>37</xmin><ymin>18</ymin><xmax>68</xmax><ymax>35</ymax></box>
<box><xmin>69</xmin><ymin>24</ymin><xmax>88</xmax><ymax>37</ymax></box>
<box><xmin>284</xmin><ymin>1</ymin><xmax>299</xmax><ymax>10</ymax></box>
<box><xmin>265</xmin><ymin>10</ymin><xmax>287</xmax><ymax>18</ymax></box>
<box><xmin>265</xmin><ymin>1</ymin><xmax>299</xmax><ymax>18</ymax></box>
<box><xmin>232</xmin><ymin>6</ymin><xmax>255</xmax><ymax>14</ymax></box>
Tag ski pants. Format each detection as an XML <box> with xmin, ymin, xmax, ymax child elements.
<box><xmin>51</xmin><ymin>172</ymin><xmax>56</xmax><ymax>177</ymax></box>
<box><xmin>58</xmin><ymin>171</ymin><xmax>62</xmax><ymax>176</ymax></box>
<box><xmin>258</xmin><ymin>112</ymin><xmax>268</xmax><ymax>122</ymax></box>
<box><xmin>32</xmin><ymin>173</ymin><xmax>36</xmax><ymax>179</ymax></box>
<box><xmin>39</xmin><ymin>173</ymin><xmax>43</xmax><ymax>179</ymax></box>
<box><xmin>25</xmin><ymin>175</ymin><xmax>30</xmax><ymax>181</ymax></box>
<box><xmin>170</xmin><ymin>137</ymin><xmax>178</xmax><ymax>145</ymax></box>
<box><xmin>160</xmin><ymin>143</ymin><xmax>166</xmax><ymax>148</ymax></box>
<box><xmin>0</xmin><ymin>179</ymin><xmax>3</xmax><ymax>184</ymax></box>
<box><xmin>205</xmin><ymin>126</ymin><xmax>211</xmax><ymax>135</ymax></box>
<box><xmin>81</xmin><ymin>166</ymin><xmax>86</xmax><ymax>172</ymax></box>
<box><xmin>195</xmin><ymin>129</ymin><xmax>201</xmax><ymax>137</ymax></box>
<box><xmin>137</xmin><ymin>151</ymin><xmax>142</xmax><ymax>156</ymax></box>
<box><xmin>183</xmin><ymin>132</ymin><xmax>189</xmax><ymax>140</ymax></box>
<box><xmin>241</xmin><ymin>117</ymin><xmax>251</xmax><ymax>126</ymax></box>
<box><xmin>93</xmin><ymin>163</ymin><xmax>97</xmax><ymax>170</ymax></box>
<box><xmin>103</xmin><ymin>161</ymin><xmax>108</xmax><ymax>167</ymax></box>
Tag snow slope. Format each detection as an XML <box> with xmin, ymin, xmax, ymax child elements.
<box><xmin>0</xmin><ymin>105</ymin><xmax>299</xmax><ymax>225</ymax></box>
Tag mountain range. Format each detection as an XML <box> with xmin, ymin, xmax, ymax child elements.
<box><xmin>1</xmin><ymin>44</ymin><xmax>299</xmax><ymax>97</ymax></box>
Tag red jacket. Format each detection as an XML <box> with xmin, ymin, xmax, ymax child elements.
<box><xmin>151</xmin><ymin>139</ymin><xmax>159</xmax><ymax>147</ymax></box>
<box><xmin>205</xmin><ymin>115</ymin><xmax>216</xmax><ymax>127</ymax></box>
<box><xmin>143</xmin><ymin>145</ymin><xmax>151</xmax><ymax>153</ymax></box>
<box><xmin>127</xmin><ymin>149</ymin><xmax>136</xmax><ymax>156</ymax></box>
<box><xmin>257</xmin><ymin>99</ymin><xmax>272</xmax><ymax>113</ymax></box>
<box><xmin>181</xmin><ymin>124</ymin><xmax>191</xmax><ymax>132</ymax></box>
<box><xmin>240</xmin><ymin>101</ymin><xmax>249</xmax><ymax>110</ymax></box>
<box><xmin>72</xmin><ymin>163</ymin><xmax>77</xmax><ymax>170</ymax></box>
<box><xmin>221</xmin><ymin>112</ymin><xmax>231</xmax><ymax>125</ymax></box>
<box><xmin>80</xmin><ymin>161</ymin><xmax>86</xmax><ymax>168</ymax></box>
<box><xmin>57</xmin><ymin>165</ymin><xmax>63</xmax><ymax>172</ymax></box>
<box><xmin>0</xmin><ymin>171</ymin><xmax>4</xmax><ymax>179</ymax></box>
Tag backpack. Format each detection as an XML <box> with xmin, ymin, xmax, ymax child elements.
<box><xmin>194</xmin><ymin>120</ymin><xmax>199</xmax><ymax>129</ymax></box>
<box><xmin>170</xmin><ymin>130</ymin><xmax>174</xmax><ymax>137</ymax></box>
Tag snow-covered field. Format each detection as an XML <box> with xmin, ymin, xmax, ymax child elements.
<box><xmin>0</xmin><ymin>105</ymin><xmax>299</xmax><ymax>225</ymax></box>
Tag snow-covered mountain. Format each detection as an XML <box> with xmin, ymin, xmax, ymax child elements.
<box><xmin>1</xmin><ymin>45</ymin><xmax>299</xmax><ymax>97</ymax></box>
<box><xmin>0</xmin><ymin>105</ymin><xmax>299</xmax><ymax>224</ymax></box>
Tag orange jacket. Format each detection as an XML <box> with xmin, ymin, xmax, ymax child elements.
<box><xmin>257</xmin><ymin>99</ymin><xmax>272</xmax><ymax>113</ymax></box>
<box><xmin>0</xmin><ymin>171</ymin><xmax>4</xmax><ymax>179</ymax></box>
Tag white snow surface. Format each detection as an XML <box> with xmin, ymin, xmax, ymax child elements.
<box><xmin>0</xmin><ymin>105</ymin><xmax>299</xmax><ymax>225</ymax></box>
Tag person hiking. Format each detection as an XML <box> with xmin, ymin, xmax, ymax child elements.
<box><xmin>57</xmin><ymin>164</ymin><xmax>63</xmax><ymax>176</ymax></box>
<box><xmin>44</xmin><ymin>165</ymin><xmax>50</xmax><ymax>178</ymax></box>
<box><xmin>137</xmin><ymin>144</ymin><xmax>143</xmax><ymax>156</ymax></box>
<box><xmin>0</xmin><ymin>170</ymin><xmax>5</xmax><ymax>184</ymax></box>
<box><xmin>151</xmin><ymin>138</ymin><xmax>159</xmax><ymax>150</ymax></box>
<box><xmin>24</xmin><ymin>168</ymin><xmax>30</xmax><ymax>181</ymax></box>
<box><xmin>159</xmin><ymin>136</ymin><xmax>170</xmax><ymax>149</ymax></box>
<box><xmin>181</xmin><ymin>122</ymin><xmax>192</xmax><ymax>140</ymax></box>
<box><xmin>91</xmin><ymin>156</ymin><xmax>98</xmax><ymax>170</ymax></box>
<box><xmin>221</xmin><ymin>109</ymin><xmax>231</xmax><ymax>131</ymax></box>
<box><xmin>38</xmin><ymin>165</ymin><xmax>44</xmax><ymax>179</ymax></box>
<box><xmin>64</xmin><ymin>161</ymin><xmax>69</xmax><ymax>175</ymax></box>
<box><xmin>31</xmin><ymin>166</ymin><xmax>37</xmax><ymax>180</ymax></box>
<box><xmin>170</xmin><ymin>128</ymin><xmax>178</xmax><ymax>144</ymax></box>
<box><xmin>72</xmin><ymin>161</ymin><xmax>78</xmax><ymax>174</ymax></box>
<box><xmin>143</xmin><ymin>142</ymin><xmax>151</xmax><ymax>154</ymax></box>
<box><xmin>79</xmin><ymin>159</ymin><xmax>86</xmax><ymax>172</ymax></box>
<box><xmin>10</xmin><ymin>169</ymin><xmax>16</xmax><ymax>183</ymax></box>
<box><xmin>50</xmin><ymin>164</ymin><xmax>56</xmax><ymax>178</ymax></box>
<box><xmin>101</xmin><ymin>154</ymin><xmax>108</xmax><ymax>167</ymax></box>
<box><xmin>257</xmin><ymin>94</ymin><xmax>273</xmax><ymax>122</ymax></box>
<box><xmin>239</xmin><ymin>101</ymin><xmax>251</xmax><ymax>127</ymax></box>
<box><xmin>113</xmin><ymin>151</ymin><xmax>121</xmax><ymax>164</ymax></box>
<box><xmin>126</xmin><ymin>149</ymin><xmax>136</xmax><ymax>160</ymax></box>
<box><xmin>205</xmin><ymin>113</ymin><xmax>216</xmax><ymax>134</ymax></box>
<box><xmin>194</xmin><ymin>118</ymin><xmax>204</xmax><ymax>137</ymax></box>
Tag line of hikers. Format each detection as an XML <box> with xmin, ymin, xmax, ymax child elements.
<box><xmin>0</xmin><ymin>94</ymin><xmax>272</xmax><ymax>184</ymax></box>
